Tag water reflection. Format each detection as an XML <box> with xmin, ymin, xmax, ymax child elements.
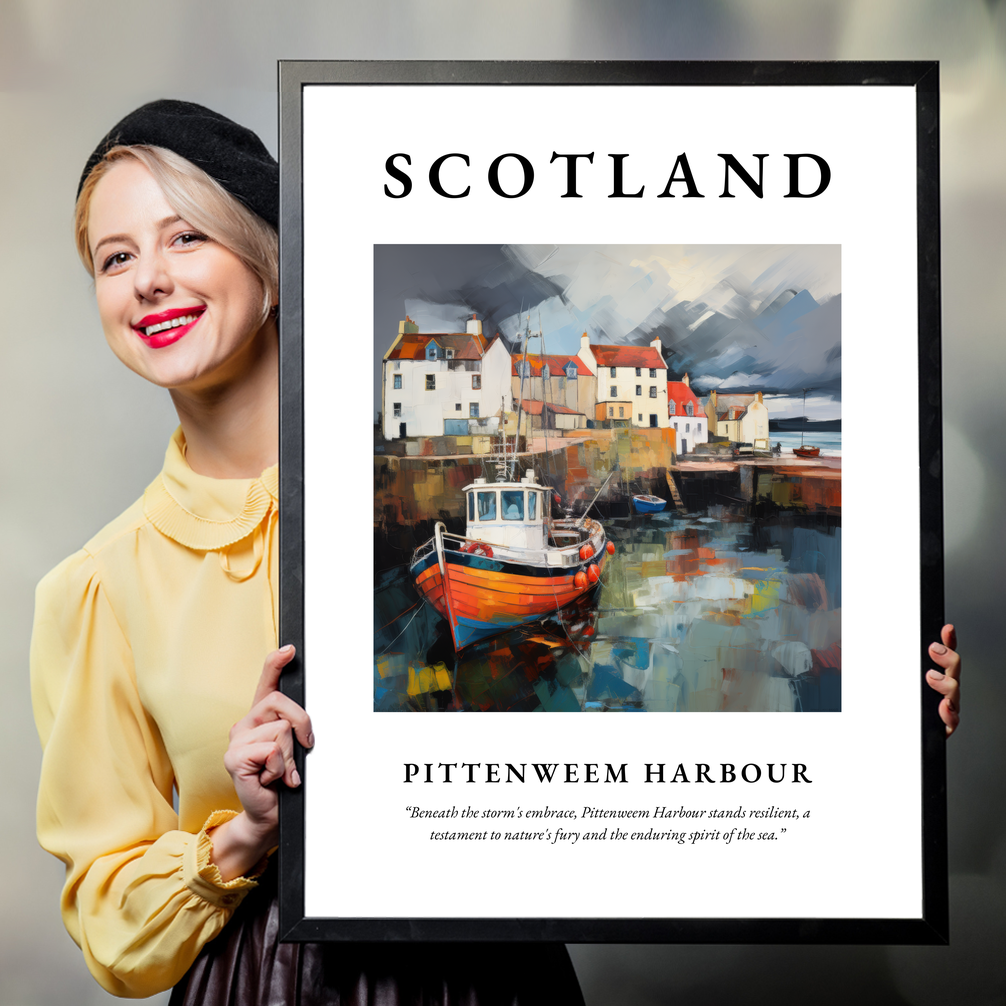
<box><xmin>374</xmin><ymin>504</ymin><xmax>841</xmax><ymax>712</ymax></box>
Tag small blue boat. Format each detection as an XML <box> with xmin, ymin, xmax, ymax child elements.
<box><xmin>632</xmin><ymin>493</ymin><xmax>667</xmax><ymax>514</ymax></box>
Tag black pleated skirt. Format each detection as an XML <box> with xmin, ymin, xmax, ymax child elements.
<box><xmin>169</xmin><ymin>869</ymin><xmax>585</xmax><ymax>1006</ymax></box>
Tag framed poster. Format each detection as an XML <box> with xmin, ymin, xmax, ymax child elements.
<box><xmin>277</xmin><ymin>61</ymin><xmax>946</xmax><ymax>943</ymax></box>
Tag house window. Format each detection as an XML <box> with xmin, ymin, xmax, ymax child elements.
<box><xmin>635</xmin><ymin>385</ymin><xmax>642</xmax><ymax>396</ymax></box>
<box><xmin>618</xmin><ymin>406</ymin><xmax>624</xmax><ymax>418</ymax></box>
<box><xmin>669</xmin><ymin>401</ymin><xmax>675</xmax><ymax>415</ymax></box>
<box><xmin>472</xmin><ymin>374</ymin><xmax>481</xmax><ymax>389</ymax></box>
<box><xmin>446</xmin><ymin>348</ymin><xmax>454</xmax><ymax>359</ymax></box>
<box><xmin>470</xmin><ymin>403</ymin><xmax>479</xmax><ymax>418</ymax></box>
<box><xmin>393</xmin><ymin>403</ymin><xmax>401</xmax><ymax>417</ymax></box>
<box><xmin>686</xmin><ymin>402</ymin><xmax>693</xmax><ymax>416</ymax></box>
<box><xmin>426</xmin><ymin>374</ymin><xmax>435</xmax><ymax>390</ymax></box>
<box><xmin>610</xmin><ymin>367</ymin><xmax>617</xmax><ymax>377</ymax></box>
<box><xmin>565</xmin><ymin>363</ymin><xmax>577</xmax><ymax>380</ymax></box>
<box><xmin>638</xmin><ymin>413</ymin><xmax>642</xmax><ymax>422</ymax></box>
<box><xmin>542</xmin><ymin>364</ymin><xmax>550</xmax><ymax>380</ymax></box>
<box><xmin>393</xmin><ymin>374</ymin><xmax>402</xmax><ymax>389</ymax></box>
<box><xmin>686</xmin><ymin>423</ymin><xmax>691</xmax><ymax>433</ymax></box>
<box><xmin>427</xmin><ymin>346</ymin><xmax>437</xmax><ymax>360</ymax></box>
<box><xmin>635</xmin><ymin>367</ymin><xmax>641</xmax><ymax>377</ymax></box>
<box><xmin>455</xmin><ymin>403</ymin><xmax>462</xmax><ymax>411</ymax></box>
<box><xmin>649</xmin><ymin>368</ymin><xmax>657</xmax><ymax>378</ymax></box>
<box><xmin>649</xmin><ymin>386</ymin><xmax>657</xmax><ymax>398</ymax></box>
<box><xmin>610</xmin><ymin>385</ymin><xmax>617</xmax><ymax>397</ymax></box>
<box><xmin>608</xmin><ymin>407</ymin><xmax>614</xmax><ymax>417</ymax></box>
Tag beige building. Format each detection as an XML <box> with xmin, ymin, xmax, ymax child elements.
<box><xmin>510</xmin><ymin>353</ymin><xmax>596</xmax><ymax>429</ymax></box>
<box><xmin>576</xmin><ymin>333</ymin><xmax>669</xmax><ymax>428</ymax></box>
<box><xmin>705</xmin><ymin>390</ymin><xmax>770</xmax><ymax>448</ymax></box>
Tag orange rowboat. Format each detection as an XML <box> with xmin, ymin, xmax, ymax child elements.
<box><xmin>410</xmin><ymin>471</ymin><xmax>610</xmax><ymax>649</ymax></box>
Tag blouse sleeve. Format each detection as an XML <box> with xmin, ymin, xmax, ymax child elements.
<box><xmin>31</xmin><ymin>549</ymin><xmax>262</xmax><ymax>998</ymax></box>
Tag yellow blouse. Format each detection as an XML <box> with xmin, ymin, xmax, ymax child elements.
<box><xmin>31</xmin><ymin>428</ymin><xmax>279</xmax><ymax>998</ymax></box>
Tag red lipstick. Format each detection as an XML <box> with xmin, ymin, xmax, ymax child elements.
<box><xmin>132</xmin><ymin>306</ymin><xmax>205</xmax><ymax>349</ymax></box>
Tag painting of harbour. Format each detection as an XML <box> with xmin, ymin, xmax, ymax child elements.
<box><xmin>373</xmin><ymin>245</ymin><xmax>841</xmax><ymax>713</ymax></box>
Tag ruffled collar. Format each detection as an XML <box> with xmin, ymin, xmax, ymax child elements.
<box><xmin>143</xmin><ymin>428</ymin><xmax>278</xmax><ymax>551</ymax></box>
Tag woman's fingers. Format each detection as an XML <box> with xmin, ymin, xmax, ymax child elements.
<box><xmin>252</xmin><ymin>644</ymin><xmax>296</xmax><ymax>707</ymax></box>
<box><xmin>941</xmin><ymin>623</ymin><xmax>957</xmax><ymax>653</ymax></box>
<box><xmin>230</xmin><ymin>719</ymin><xmax>301</xmax><ymax>789</ymax></box>
<box><xmin>927</xmin><ymin>623</ymin><xmax>961</xmax><ymax>737</ymax></box>
<box><xmin>232</xmin><ymin>689</ymin><xmax>314</xmax><ymax>750</ymax></box>
<box><xmin>224</xmin><ymin>738</ymin><xmax>287</xmax><ymax>788</ymax></box>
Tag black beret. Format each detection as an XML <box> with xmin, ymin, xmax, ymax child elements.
<box><xmin>78</xmin><ymin>99</ymin><xmax>278</xmax><ymax>228</ymax></box>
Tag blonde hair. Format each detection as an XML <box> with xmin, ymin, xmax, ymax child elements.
<box><xmin>75</xmin><ymin>145</ymin><xmax>278</xmax><ymax>323</ymax></box>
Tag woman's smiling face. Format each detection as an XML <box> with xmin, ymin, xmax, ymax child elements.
<box><xmin>88</xmin><ymin>158</ymin><xmax>269</xmax><ymax>393</ymax></box>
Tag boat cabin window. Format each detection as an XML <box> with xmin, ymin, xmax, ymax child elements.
<box><xmin>528</xmin><ymin>491</ymin><xmax>537</xmax><ymax>520</ymax></box>
<box><xmin>501</xmin><ymin>490</ymin><xmax>524</xmax><ymax>521</ymax></box>
<box><xmin>477</xmin><ymin>491</ymin><xmax>497</xmax><ymax>520</ymax></box>
<box><xmin>468</xmin><ymin>492</ymin><xmax>474</xmax><ymax>521</ymax></box>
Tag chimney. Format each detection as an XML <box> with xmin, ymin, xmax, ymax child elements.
<box><xmin>683</xmin><ymin>372</ymin><xmax>690</xmax><ymax>388</ymax></box>
<box><xmin>466</xmin><ymin>315</ymin><xmax>482</xmax><ymax>336</ymax></box>
<box><xmin>399</xmin><ymin>317</ymin><xmax>419</xmax><ymax>335</ymax></box>
<box><xmin>757</xmin><ymin>391</ymin><xmax>763</xmax><ymax>403</ymax></box>
<box><xmin>650</xmin><ymin>335</ymin><xmax>662</xmax><ymax>351</ymax></box>
<box><xmin>581</xmin><ymin>331</ymin><xmax>590</xmax><ymax>347</ymax></box>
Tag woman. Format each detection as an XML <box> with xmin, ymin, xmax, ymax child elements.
<box><xmin>31</xmin><ymin>100</ymin><xmax>585</xmax><ymax>1003</ymax></box>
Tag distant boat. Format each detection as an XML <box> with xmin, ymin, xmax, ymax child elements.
<box><xmin>411</xmin><ymin>470</ymin><xmax>612</xmax><ymax>649</ymax></box>
<box><xmin>793</xmin><ymin>388</ymin><xmax>820</xmax><ymax>458</ymax></box>
<box><xmin>632</xmin><ymin>494</ymin><xmax>667</xmax><ymax>514</ymax></box>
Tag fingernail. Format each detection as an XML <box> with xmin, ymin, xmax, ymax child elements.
<box><xmin>930</xmin><ymin>643</ymin><xmax>947</xmax><ymax>655</ymax></box>
<box><xmin>280</xmin><ymin>644</ymin><xmax>295</xmax><ymax>654</ymax></box>
<box><xmin>291</xmin><ymin>768</ymin><xmax>301</xmax><ymax>787</ymax></box>
<box><xmin>306</xmin><ymin>732</ymin><xmax>315</xmax><ymax>748</ymax></box>
<box><xmin>927</xmin><ymin>670</ymin><xmax>944</xmax><ymax>680</ymax></box>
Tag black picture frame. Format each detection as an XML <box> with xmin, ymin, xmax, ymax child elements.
<box><xmin>277</xmin><ymin>60</ymin><xmax>945</xmax><ymax>944</ymax></box>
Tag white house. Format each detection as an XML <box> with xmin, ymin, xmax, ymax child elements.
<box><xmin>667</xmin><ymin>373</ymin><xmax>708</xmax><ymax>454</ymax></box>
<box><xmin>382</xmin><ymin>316</ymin><xmax>513</xmax><ymax>439</ymax></box>
<box><xmin>705</xmin><ymin>390</ymin><xmax>770</xmax><ymax>448</ymax></box>
<box><xmin>576</xmin><ymin>332</ymin><xmax>670</xmax><ymax>428</ymax></box>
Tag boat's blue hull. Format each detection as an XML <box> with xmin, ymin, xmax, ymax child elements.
<box><xmin>632</xmin><ymin>496</ymin><xmax>667</xmax><ymax>514</ymax></box>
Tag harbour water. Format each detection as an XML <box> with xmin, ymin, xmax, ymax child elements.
<box><xmin>374</xmin><ymin>477</ymin><xmax>841</xmax><ymax>713</ymax></box>
<box><xmin>768</xmin><ymin>431</ymin><xmax>842</xmax><ymax>457</ymax></box>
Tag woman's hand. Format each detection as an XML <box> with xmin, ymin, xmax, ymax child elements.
<box><xmin>209</xmin><ymin>645</ymin><xmax>314</xmax><ymax>881</ymax></box>
<box><xmin>926</xmin><ymin>624</ymin><xmax>961</xmax><ymax>737</ymax></box>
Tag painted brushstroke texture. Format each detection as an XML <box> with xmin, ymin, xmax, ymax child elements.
<box><xmin>374</xmin><ymin>245</ymin><xmax>841</xmax><ymax>712</ymax></box>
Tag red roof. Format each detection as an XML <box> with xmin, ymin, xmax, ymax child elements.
<box><xmin>520</xmin><ymin>399</ymin><xmax>583</xmax><ymax>416</ymax></box>
<box><xmin>511</xmin><ymin>354</ymin><xmax>593</xmax><ymax>377</ymax></box>
<box><xmin>667</xmin><ymin>380</ymin><xmax>703</xmax><ymax>418</ymax></box>
<box><xmin>589</xmin><ymin>344</ymin><xmax>666</xmax><ymax>369</ymax></box>
<box><xmin>386</xmin><ymin>331</ymin><xmax>488</xmax><ymax>361</ymax></box>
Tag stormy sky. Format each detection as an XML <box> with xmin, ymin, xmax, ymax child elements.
<box><xmin>374</xmin><ymin>244</ymin><xmax>841</xmax><ymax>420</ymax></box>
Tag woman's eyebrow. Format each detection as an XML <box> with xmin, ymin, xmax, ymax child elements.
<box><xmin>92</xmin><ymin>216</ymin><xmax>185</xmax><ymax>257</ymax></box>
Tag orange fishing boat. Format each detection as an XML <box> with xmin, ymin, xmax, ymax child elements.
<box><xmin>410</xmin><ymin>469</ymin><xmax>612</xmax><ymax>649</ymax></box>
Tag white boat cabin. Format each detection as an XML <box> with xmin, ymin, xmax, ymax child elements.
<box><xmin>462</xmin><ymin>471</ymin><xmax>547</xmax><ymax>550</ymax></box>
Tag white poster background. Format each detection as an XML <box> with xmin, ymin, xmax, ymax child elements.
<box><xmin>301</xmin><ymin>85</ymin><xmax>919</xmax><ymax>920</ymax></box>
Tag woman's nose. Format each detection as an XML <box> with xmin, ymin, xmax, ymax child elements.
<box><xmin>133</xmin><ymin>249</ymin><xmax>173</xmax><ymax>302</ymax></box>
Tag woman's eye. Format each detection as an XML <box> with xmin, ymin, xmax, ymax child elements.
<box><xmin>101</xmin><ymin>251</ymin><xmax>132</xmax><ymax>273</ymax></box>
<box><xmin>173</xmin><ymin>231</ymin><xmax>207</xmax><ymax>248</ymax></box>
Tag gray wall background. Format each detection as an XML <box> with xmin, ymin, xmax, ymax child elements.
<box><xmin>2</xmin><ymin>2</ymin><xmax>1003</xmax><ymax>1003</ymax></box>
